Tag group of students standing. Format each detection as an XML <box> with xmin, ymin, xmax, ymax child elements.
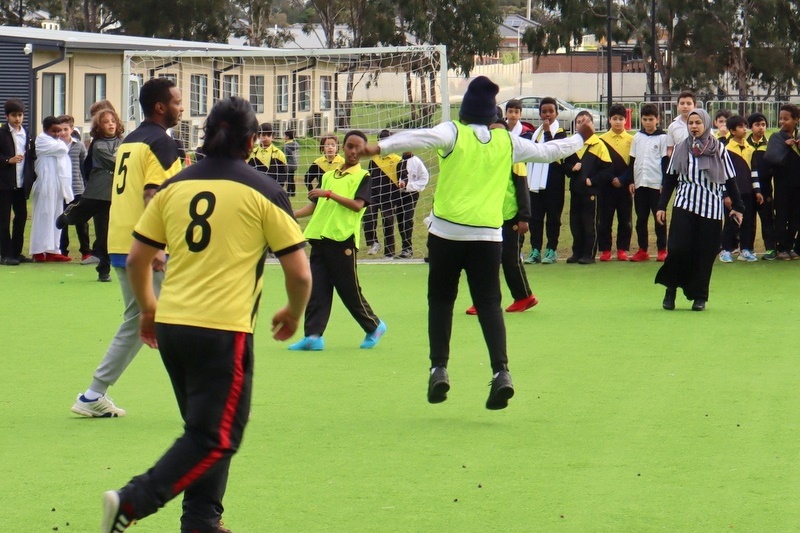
<box><xmin>0</xmin><ymin>98</ymin><xmax>124</xmax><ymax>281</ymax></box>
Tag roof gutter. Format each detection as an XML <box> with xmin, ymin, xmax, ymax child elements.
<box><xmin>30</xmin><ymin>42</ymin><xmax>67</xmax><ymax>135</ymax></box>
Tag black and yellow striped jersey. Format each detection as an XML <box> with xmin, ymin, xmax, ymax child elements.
<box><xmin>109</xmin><ymin>121</ymin><xmax>181</xmax><ymax>254</ymax></box>
<box><xmin>133</xmin><ymin>157</ymin><xmax>306</xmax><ymax>333</ymax></box>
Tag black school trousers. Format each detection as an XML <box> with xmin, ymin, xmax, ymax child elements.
<box><xmin>633</xmin><ymin>187</ymin><xmax>667</xmax><ymax>251</ymax></box>
<box><xmin>569</xmin><ymin>193</ymin><xmax>598</xmax><ymax>260</ymax></box>
<box><xmin>0</xmin><ymin>187</ymin><xmax>26</xmax><ymax>259</ymax></box>
<box><xmin>396</xmin><ymin>191</ymin><xmax>419</xmax><ymax>252</ymax></box>
<box><xmin>119</xmin><ymin>324</ymin><xmax>253</xmax><ymax>533</ymax></box>
<box><xmin>60</xmin><ymin>196</ymin><xmax>91</xmax><ymax>257</ymax></box>
<box><xmin>63</xmin><ymin>197</ymin><xmax>111</xmax><ymax>276</ymax></box>
<box><xmin>427</xmin><ymin>234</ymin><xmax>508</xmax><ymax>373</ymax></box>
<box><xmin>501</xmin><ymin>219</ymin><xmax>532</xmax><ymax>301</ymax></box>
<box><xmin>597</xmin><ymin>185</ymin><xmax>633</xmax><ymax>252</ymax></box>
<box><xmin>655</xmin><ymin>206</ymin><xmax>721</xmax><ymax>301</ymax></box>
<box><xmin>529</xmin><ymin>174</ymin><xmax>566</xmax><ymax>252</ymax></box>
<box><xmin>304</xmin><ymin>237</ymin><xmax>381</xmax><ymax>337</ymax></box>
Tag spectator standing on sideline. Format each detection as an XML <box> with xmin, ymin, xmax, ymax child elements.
<box><xmin>0</xmin><ymin>98</ymin><xmax>35</xmax><ymax>265</ymax></box>
<box><xmin>248</xmin><ymin>122</ymin><xmax>288</xmax><ymax>185</ymax></box>
<box><xmin>101</xmin><ymin>95</ymin><xmax>311</xmax><ymax>533</ymax></box>
<box><xmin>524</xmin><ymin>97</ymin><xmax>567</xmax><ymax>264</ymax></box>
<box><xmin>284</xmin><ymin>129</ymin><xmax>299</xmax><ymax>196</ymax></box>
<box><xmin>628</xmin><ymin>103</ymin><xmax>669</xmax><ymax>262</ymax></box>
<box><xmin>394</xmin><ymin>150</ymin><xmax>429</xmax><ymax>258</ymax></box>
<box><xmin>31</xmin><ymin>115</ymin><xmax>73</xmax><ymax>262</ymax></box>
<box><xmin>364</xmin><ymin>129</ymin><xmax>402</xmax><ymax>257</ymax></box>
<box><xmin>361</xmin><ymin>76</ymin><xmax>593</xmax><ymax>410</ymax></box>
<box><xmin>598</xmin><ymin>104</ymin><xmax>634</xmax><ymax>261</ymax></box>
<box><xmin>304</xmin><ymin>133</ymin><xmax>344</xmax><ymax>191</ymax></box>
<box><xmin>57</xmin><ymin>114</ymin><xmax>92</xmax><ymax>262</ymax></box>
<box><xmin>764</xmin><ymin>104</ymin><xmax>800</xmax><ymax>260</ymax></box>
<box><xmin>70</xmin><ymin>78</ymin><xmax>183</xmax><ymax>418</ymax></box>
<box><xmin>57</xmin><ymin>108</ymin><xmax>124</xmax><ymax>282</ymax></box>
<box><xmin>746</xmin><ymin>112</ymin><xmax>776</xmax><ymax>259</ymax></box>
<box><xmin>667</xmin><ymin>91</ymin><xmax>696</xmax><ymax>157</ymax></box>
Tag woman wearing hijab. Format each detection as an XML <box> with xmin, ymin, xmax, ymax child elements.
<box><xmin>655</xmin><ymin>108</ymin><xmax>744</xmax><ymax>311</ymax></box>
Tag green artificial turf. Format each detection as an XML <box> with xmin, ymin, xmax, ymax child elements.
<box><xmin>2</xmin><ymin>260</ymin><xmax>800</xmax><ymax>532</ymax></box>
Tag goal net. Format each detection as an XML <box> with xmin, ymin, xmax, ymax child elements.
<box><xmin>123</xmin><ymin>46</ymin><xmax>450</xmax><ymax>259</ymax></box>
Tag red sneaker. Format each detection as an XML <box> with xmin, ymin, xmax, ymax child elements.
<box><xmin>32</xmin><ymin>253</ymin><xmax>47</xmax><ymax>262</ymax></box>
<box><xmin>465</xmin><ymin>305</ymin><xmax>477</xmax><ymax>315</ymax></box>
<box><xmin>630</xmin><ymin>249</ymin><xmax>650</xmax><ymax>262</ymax></box>
<box><xmin>505</xmin><ymin>294</ymin><xmax>539</xmax><ymax>313</ymax></box>
<box><xmin>617</xmin><ymin>250</ymin><xmax>629</xmax><ymax>261</ymax></box>
<box><xmin>599</xmin><ymin>250</ymin><xmax>612</xmax><ymax>262</ymax></box>
<box><xmin>46</xmin><ymin>253</ymin><xmax>72</xmax><ymax>262</ymax></box>
<box><xmin>656</xmin><ymin>249</ymin><xmax>668</xmax><ymax>262</ymax></box>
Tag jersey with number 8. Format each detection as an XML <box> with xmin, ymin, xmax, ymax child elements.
<box><xmin>108</xmin><ymin>122</ymin><xmax>182</xmax><ymax>255</ymax></box>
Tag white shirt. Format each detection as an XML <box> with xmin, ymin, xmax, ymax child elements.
<box><xmin>11</xmin><ymin>126</ymin><xmax>26</xmax><ymax>188</ymax></box>
<box><xmin>630</xmin><ymin>131</ymin><xmax>668</xmax><ymax>190</ymax></box>
<box><xmin>379</xmin><ymin>122</ymin><xmax>584</xmax><ymax>241</ymax></box>
<box><xmin>667</xmin><ymin>117</ymin><xmax>689</xmax><ymax>148</ymax></box>
<box><xmin>402</xmin><ymin>155</ymin><xmax>429</xmax><ymax>193</ymax></box>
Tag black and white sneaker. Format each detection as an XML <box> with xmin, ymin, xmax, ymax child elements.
<box><xmin>101</xmin><ymin>491</ymin><xmax>134</xmax><ymax>532</ymax></box>
<box><xmin>427</xmin><ymin>367</ymin><xmax>450</xmax><ymax>404</ymax></box>
<box><xmin>486</xmin><ymin>371</ymin><xmax>514</xmax><ymax>410</ymax></box>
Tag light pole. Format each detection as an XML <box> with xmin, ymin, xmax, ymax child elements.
<box><xmin>517</xmin><ymin>24</ymin><xmax>523</xmax><ymax>94</ymax></box>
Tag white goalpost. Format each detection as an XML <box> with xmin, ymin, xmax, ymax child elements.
<box><xmin>122</xmin><ymin>45</ymin><xmax>449</xmax><ymax>259</ymax></box>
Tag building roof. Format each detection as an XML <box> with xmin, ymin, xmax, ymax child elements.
<box><xmin>0</xmin><ymin>25</ymin><xmax>257</xmax><ymax>53</ymax></box>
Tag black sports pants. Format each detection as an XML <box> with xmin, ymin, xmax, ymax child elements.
<box><xmin>0</xmin><ymin>187</ymin><xmax>26</xmax><ymax>259</ymax></box>
<box><xmin>501</xmin><ymin>219</ymin><xmax>532</xmax><ymax>301</ymax></box>
<box><xmin>427</xmin><ymin>234</ymin><xmax>508</xmax><ymax>373</ymax></box>
<box><xmin>597</xmin><ymin>185</ymin><xmax>632</xmax><ymax>252</ymax></box>
<box><xmin>119</xmin><ymin>324</ymin><xmax>253</xmax><ymax>533</ymax></box>
<box><xmin>63</xmin><ymin>197</ymin><xmax>111</xmax><ymax>276</ymax></box>
<box><xmin>633</xmin><ymin>187</ymin><xmax>667</xmax><ymax>251</ymax></box>
<box><xmin>60</xmin><ymin>196</ymin><xmax>91</xmax><ymax>257</ymax></box>
<box><xmin>304</xmin><ymin>237</ymin><xmax>380</xmax><ymax>336</ymax></box>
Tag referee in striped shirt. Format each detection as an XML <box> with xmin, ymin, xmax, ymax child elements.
<box><xmin>655</xmin><ymin>109</ymin><xmax>744</xmax><ymax>312</ymax></box>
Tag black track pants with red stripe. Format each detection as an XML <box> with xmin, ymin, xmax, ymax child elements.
<box><xmin>118</xmin><ymin>324</ymin><xmax>253</xmax><ymax>533</ymax></box>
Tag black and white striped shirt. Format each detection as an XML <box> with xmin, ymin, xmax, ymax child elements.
<box><xmin>668</xmin><ymin>144</ymin><xmax>736</xmax><ymax>220</ymax></box>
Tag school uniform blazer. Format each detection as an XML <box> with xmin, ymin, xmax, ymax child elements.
<box><xmin>0</xmin><ymin>124</ymin><xmax>36</xmax><ymax>196</ymax></box>
<box><xmin>564</xmin><ymin>137</ymin><xmax>613</xmax><ymax>196</ymax></box>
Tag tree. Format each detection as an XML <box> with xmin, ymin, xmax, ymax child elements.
<box><xmin>107</xmin><ymin>0</ymin><xmax>231</xmax><ymax>41</ymax></box>
<box><xmin>230</xmin><ymin>0</ymin><xmax>294</xmax><ymax>47</ymax></box>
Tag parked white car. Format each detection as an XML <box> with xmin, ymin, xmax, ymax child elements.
<box><xmin>497</xmin><ymin>96</ymin><xmax>604</xmax><ymax>131</ymax></box>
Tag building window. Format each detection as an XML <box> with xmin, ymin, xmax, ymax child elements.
<box><xmin>298</xmin><ymin>75</ymin><xmax>310</xmax><ymax>112</ymax></box>
<box><xmin>84</xmin><ymin>74</ymin><xmax>107</xmax><ymax>120</ymax></box>
<box><xmin>190</xmin><ymin>74</ymin><xmax>208</xmax><ymax>116</ymax></box>
<box><xmin>222</xmin><ymin>74</ymin><xmax>239</xmax><ymax>99</ymax></box>
<box><xmin>320</xmin><ymin>76</ymin><xmax>332</xmax><ymax>111</ymax></box>
<box><xmin>276</xmin><ymin>75</ymin><xmax>288</xmax><ymax>113</ymax></box>
<box><xmin>249</xmin><ymin>75</ymin><xmax>264</xmax><ymax>113</ymax></box>
<box><xmin>42</xmin><ymin>73</ymin><xmax>66</xmax><ymax>118</ymax></box>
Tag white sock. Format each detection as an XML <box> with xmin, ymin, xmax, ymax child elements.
<box><xmin>83</xmin><ymin>389</ymin><xmax>104</xmax><ymax>401</ymax></box>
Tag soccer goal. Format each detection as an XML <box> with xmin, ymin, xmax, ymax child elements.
<box><xmin>123</xmin><ymin>45</ymin><xmax>449</xmax><ymax>259</ymax></box>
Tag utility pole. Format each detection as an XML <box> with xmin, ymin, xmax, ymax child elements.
<box><xmin>606</xmin><ymin>0</ymin><xmax>613</xmax><ymax>111</ymax></box>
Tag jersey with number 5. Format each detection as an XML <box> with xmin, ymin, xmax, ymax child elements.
<box><xmin>108</xmin><ymin>121</ymin><xmax>181</xmax><ymax>254</ymax></box>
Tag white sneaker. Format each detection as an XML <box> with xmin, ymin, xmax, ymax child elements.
<box><xmin>71</xmin><ymin>394</ymin><xmax>126</xmax><ymax>418</ymax></box>
<box><xmin>80</xmin><ymin>254</ymin><xmax>100</xmax><ymax>265</ymax></box>
<box><xmin>367</xmin><ymin>242</ymin><xmax>381</xmax><ymax>255</ymax></box>
<box><xmin>738</xmin><ymin>249</ymin><xmax>758</xmax><ymax>262</ymax></box>
<box><xmin>719</xmin><ymin>251</ymin><xmax>733</xmax><ymax>263</ymax></box>
<box><xmin>101</xmin><ymin>490</ymin><xmax>134</xmax><ymax>532</ymax></box>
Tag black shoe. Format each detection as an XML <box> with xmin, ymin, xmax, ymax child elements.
<box><xmin>566</xmin><ymin>255</ymin><xmax>580</xmax><ymax>264</ymax></box>
<box><xmin>662</xmin><ymin>288</ymin><xmax>676</xmax><ymax>310</ymax></box>
<box><xmin>427</xmin><ymin>367</ymin><xmax>450</xmax><ymax>404</ymax></box>
<box><xmin>98</xmin><ymin>272</ymin><xmax>111</xmax><ymax>282</ymax></box>
<box><xmin>577</xmin><ymin>257</ymin><xmax>595</xmax><ymax>264</ymax></box>
<box><xmin>2</xmin><ymin>256</ymin><xmax>19</xmax><ymax>266</ymax></box>
<box><xmin>486</xmin><ymin>370</ymin><xmax>514</xmax><ymax>410</ymax></box>
<box><xmin>692</xmin><ymin>299</ymin><xmax>706</xmax><ymax>311</ymax></box>
<box><xmin>55</xmin><ymin>213</ymin><xmax>69</xmax><ymax>230</ymax></box>
<box><xmin>17</xmin><ymin>255</ymin><xmax>33</xmax><ymax>263</ymax></box>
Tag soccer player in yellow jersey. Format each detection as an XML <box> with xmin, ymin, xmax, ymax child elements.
<box><xmin>290</xmin><ymin>130</ymin><xmax>387</xmax><ymax>351</ymax></box>
<box><xmin>101</xmin><ymin>96</ymin><xmax>311</xmax><ymax>533</ymax></box>
<box><xmin>71</xmin><ymin>78</ymin><xmax>183</xmax><ymax>418</ymax></box>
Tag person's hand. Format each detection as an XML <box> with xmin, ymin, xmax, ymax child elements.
<box><xmin>628</xmin><ymin>183</ymin><xmax>635</xmax><ymax>196</ymax></box>
<box><xmin>139</xmin><ymin>310</ymin><xmax>158</xmax><ymax>348</ymax></box>
<box><xmin>576</xmin><ymin>120</ymin><xmax>595</xmax><ymax>141</ymax></box>
<box><xmin>515</xmin><ymin>221</ymin><xmax>529</xmax><ymax>235</ymax></box>
<box><xmin>542</xmin><ymin>117</ymin><xmax>551</xmax><ymax>129</ymax></box>
<box><xmin>723</xmin><ymin>196</ymin><xmax>732</xmax><ymax>210</ymax></box>
<box><xmin>271</xmin><ymin>306</ymin><xmax>300</xmax><ymax>341</ymax></box>
<box><xmin>656</xmin><ymin>210</ymin><xmax>667</xmax><ymax>225</ymax></box>
<box><xmin>308</xmin><ymin>188</ymin><xmax>328</xmax><ymax>200</ymax></box>
<box><xmin>612</xmin><ymin>177</ymin><xmax>621</xmax><ymax>188</ymax></box>
<box><xmin>361</xmin><ymin>143</ymin><xmax>381</xmax><ymax>158</ymax></box>
<box><xmin>756</xmin><ymin>192</ymin><xmax>764</xmax><ymax>205</ymax></box>
<box><xmin>398</xmin><ymin>180</ymin><xmax>407</xmax><ymax>189</ymax></box>
<box><xmin>572</xmin><ymin>162</ymin><xmax>582</xmax><ymax>172</ymax></box>
<box><xmin>585</xmin><ymin>178</ymin><xmax>592</xmax><ymax>187</ymax></box>
<box><xmin>786</xmin><ymin>138</ymin><xmax>797</xmax><ymax>146</ymax></box>
<box><xmin>152</xmin><ymin>249</ymin><xmax>167</xmax><ymax>272</ymax></box>
<box><xmin>9</xmin><ymin>154</ymin><xmax>24</xmax><ymax>164</ymax></box>
<box><xmin>730</xmin><ymin>210</ymin><xmax>743</xmax><ymax>226</ymax></box>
